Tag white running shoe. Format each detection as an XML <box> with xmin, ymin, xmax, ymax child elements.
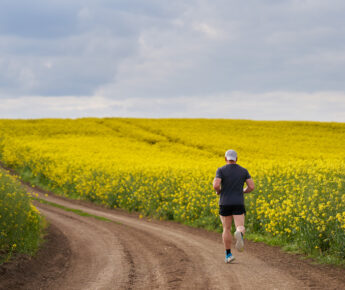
<box><xmin>235</xmin><ymin>231</ymin><xmax>244</xmax><ymax>252</ymax></box>
<box><xmin>225</xmin><ymin>253</ymin><xmax>235</xmax><ymax>263</ymax></box>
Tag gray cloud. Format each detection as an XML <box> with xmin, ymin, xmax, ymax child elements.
<box><xmin>96</xmin><ymin>0</ymin><xmax>345</xmax><ymax>99</ymax></box>
<box><xmin>0</xmin><ymin>0</ymin><xmax>79</xmax><ymax>38</ymax></box>
<box><xmin>0</xmin><ymin>0</ymin><xmax>345</xmax><ymax>121</ymax></box>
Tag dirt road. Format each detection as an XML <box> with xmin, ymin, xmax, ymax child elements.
<box><xmin>1</xmin><ymin>183</ymin><xmax>345</xmax><ymax>289</ymax></box>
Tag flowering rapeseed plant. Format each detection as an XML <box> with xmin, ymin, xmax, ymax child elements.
<box><xmin>0</xmin><ymin>118</ymin><xmax>344</xmax><ymax>258</ymax></box>
<box><xmin>0</xmin><ymin>168</ymin><xmax>43</xmax><ymax>263</ymax></box>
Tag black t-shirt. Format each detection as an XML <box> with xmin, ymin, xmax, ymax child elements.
<box><xmin>215</xmin><ymin>164</ymin><xmax>251</xmax><ymax>205</ymax></box>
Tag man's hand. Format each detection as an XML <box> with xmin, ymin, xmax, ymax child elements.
<box><xmin>243</xmin><ymin>178</ymin><xmax>255</xmax><ymax>193</ymax></box>
<box><xmin>213</xmin><ymin>177</ymin><xmax>222</xmax><ymax>195</ymax></box>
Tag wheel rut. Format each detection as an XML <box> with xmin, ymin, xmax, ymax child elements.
<box><xmin>33</xmin><ymin>202</ymin><xmax>195</xmax><ymax>290</ymax></box>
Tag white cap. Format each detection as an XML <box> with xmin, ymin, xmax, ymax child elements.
<box><xmin>225</xmin><ymin>149</ymin><xmax>237</xmax><ymax>161</ymax></box>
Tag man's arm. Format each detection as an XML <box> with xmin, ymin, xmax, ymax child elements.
<box><xmin>213</xmin><ymin>177</ymin><xmax>222</xmax><ymax>195</ymax></box>
<box><xmin>243</xmin><ymin>178</ymin><xmax>255</xmax><ymax>193</ymax></box>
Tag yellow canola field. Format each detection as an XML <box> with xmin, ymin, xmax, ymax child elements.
<box><xmin>0</xmin><ymin>118</ymin><xmax>344</xmax><ymax>258</ymax></box>
<box><xmin>0</xmin><ymin>168</ymin><xmax>43</xmax><ymax>263</ymax></box>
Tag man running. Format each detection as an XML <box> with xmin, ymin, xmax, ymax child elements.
<box><xmin>213</xmin><ymin>149</ymin><xmax>255</xmax><ymax>263</ymax></box>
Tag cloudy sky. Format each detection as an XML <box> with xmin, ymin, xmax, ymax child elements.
<box><xmin>1</xmin><ymin>0</ymin><xmax>345</xmax><ymax>121</ymax></box>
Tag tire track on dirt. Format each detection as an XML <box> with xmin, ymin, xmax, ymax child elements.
<box><xmin>35</xmin><ymin>204</ymin><xmax>131</xmax><ymax>290</ymax></box>
<box><xmin>34</xmin><ymin>202</ymin><xmax>194</xmax><ymax>290</ymax></box>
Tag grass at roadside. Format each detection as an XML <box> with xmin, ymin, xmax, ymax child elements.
<box><xmin>0</xmin><ymin>168</ymin><xmax>45</xmax><ymax>264</ymax></box>
<box><xmin>245</xmin><ymin>232</ymin><xmax>345</xmax><ymax>266</ymax></box>
<box><xmin>33</xmin><ymin>197</ymin><xmax>117</xmax><ymax>223</ymax></box>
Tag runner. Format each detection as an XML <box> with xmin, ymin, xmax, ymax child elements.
<box><xmin>213</xmin><ymin>149</ymin><xmax>255</xmax><ymax>263</ymax></box>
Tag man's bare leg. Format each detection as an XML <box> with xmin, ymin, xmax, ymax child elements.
<box><xmin>220</xmin><ymin>215</ymin><xmax>233</xmax><ymax>250</ymax></box>
<box><xmin>233</xmin><ymin>214</ymin><xmax>245</xmax><ymax>251</ymax></box>
<box><xmin>233</xmin><ymin>214</ymin><xmax>245</xmax><ymax>234</ymax></box>
<box><xmin>220</xmin><ymin>215</ymin><xmax>235</xmax><ymax>263</ymax></box>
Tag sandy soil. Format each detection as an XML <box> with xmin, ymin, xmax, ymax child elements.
<box><xmin>1</xmin><ymin>182</ymin><xmax>344</xmax><ymax>289</ymax></box>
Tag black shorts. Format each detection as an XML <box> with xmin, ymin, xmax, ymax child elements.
<box><xmin>219</xmin><ymin>204</ymin><xmax>246</xmax><ymax>216</ymax></box>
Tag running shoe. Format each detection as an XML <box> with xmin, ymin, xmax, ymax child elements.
<box><xmin>235</xmin><ymin>230</ymin><xmax>244</xmax><ymax>252</ymax></box>
<box><xmin>225</xmin><ymin>253</ymin><xmax>235</xmax><ymax>263</ymax></box>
